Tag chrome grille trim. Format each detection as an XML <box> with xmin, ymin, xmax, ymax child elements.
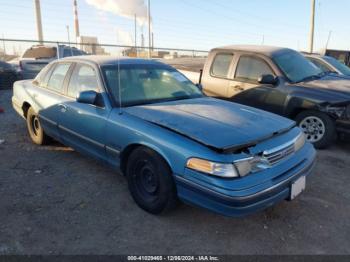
<box><xmin>262</xmin><ymin>135</ymin><xmax>300</xmax><ymax>166</ymax></box>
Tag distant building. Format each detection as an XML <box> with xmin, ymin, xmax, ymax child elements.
<box><xmin>77</xmin><ymin>36</ymin><xmax>109</xmax><ymax>55</ymax></box>
<box><xmin>122</xmin><ymin>47</ymin><xmax>170</xmax><ymax>58</ymax></box>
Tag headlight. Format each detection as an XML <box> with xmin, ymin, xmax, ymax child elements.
<box><xmin>294</xmin><ymin>132</ymin><xmax>306</xmax><ymax>152</ymax></box>
<box><xmin>186</xmin><ymin>157</ymin><xmax>261</xmax><ymax>178</ymax></box>
<box><xmin>186</xmin><ymin>158</ymin><xmax>239</xmax><ymax>178</ymax></box>
<box><xmin>187</xmin><ymin>133</ymin><xmax>306</xmax><ymax>178</ymax></box>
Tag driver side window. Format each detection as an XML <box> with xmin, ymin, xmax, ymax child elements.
<box><xmin>67</xmin><ymin>64</ymin><xmax>99</xmax><ymax>98</ymax></box>
<box><xmin>235</xmin><ymin>56</ymin><xmax>273</xmax><ymax>82</ymax></box>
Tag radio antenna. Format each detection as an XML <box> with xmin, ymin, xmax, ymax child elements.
<box><xmin>118</xmin><ymin>49</ymin><xmax>122</xmax><ymax>114</ymax></box>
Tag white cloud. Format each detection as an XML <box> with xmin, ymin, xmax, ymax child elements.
<box><xmin>86</xmin><ymin>0</ymin><xmax>149</xmax><ymax>26</ymax></box>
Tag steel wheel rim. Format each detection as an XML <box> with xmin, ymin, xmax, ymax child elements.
<box><xmin>132</xmin><ymin>159</ymin><xmax>160</xmax><ymax>202</ymax></box>
<box><xmin>299</xmin><ymin>116</ymin><xmax>325</xmax><ymax>143</ymax></box>
<box><xmin>31</xmin><ymin>115</ymin><xmax>40</xmax><ymax>136</ymax></box>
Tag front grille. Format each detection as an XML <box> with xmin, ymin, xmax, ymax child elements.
<box><xmin>262</xmin><ymin>142</ymin><xmax>295</xmax><ymax>166</ymax></box>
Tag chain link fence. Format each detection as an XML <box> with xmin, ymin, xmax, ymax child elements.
<box><xmin>0</xmin><ymin>38</ymin><xmax>208</xmax><ymax>61</ymax></box>
<box><xmin>0</xmin><ymin>38</ymin><xmax>207</xmax><ymax>88</ymax></box>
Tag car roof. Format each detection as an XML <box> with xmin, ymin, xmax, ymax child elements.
<box><xmin>304</xmin><ymin>54</ymin><xmax>335</xmax><ymax>60</ymax></box>
<box><xmin>60</xmin><ymin>55</ymin><xmax>169</xmax><ymax>67</ymax></box>
<box><xmin>212</xmin><ymin>45</ymin><xmax>293</xmax><ymax>57</ymax></box>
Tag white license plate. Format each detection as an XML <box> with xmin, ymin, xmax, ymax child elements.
<box><xmin>290</xmin><ymin>176</ymin><xmax>306</xmax><ymax>200</ymax></box>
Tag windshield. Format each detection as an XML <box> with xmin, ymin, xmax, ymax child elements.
<box><xmin>102</xmin><ymin>64</ymin><xmax>203</xmax><ymax>106</ymax></box>
<box><xmin>273</xmin><ymin>50</ymin><xmax>322</xmax><ymax>83</ymax></box>
<box><xmin>323</xmin><ymin>56</ymin><xmax>350</xmax><ymax>76</ymax></box>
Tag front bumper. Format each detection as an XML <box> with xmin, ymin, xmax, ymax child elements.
<box><xmin>336</xmin><ymin>119</ymin><xmax>350</xmax><ymax>136</ymax></box>
<box><xmin>174</xmin><ymin>144</ymin><xmax>316</xmax><ymax>217</ymax></box>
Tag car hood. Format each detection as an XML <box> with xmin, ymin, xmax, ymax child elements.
<box><xmin>299</xmin><ymin>75</ymin><xmax>350</xmax><ymax>100</ymax></box>
<box><xmin>124</xmin><ymin>97</ymin><xmax>295</xmax><ymax>152</ymax></box>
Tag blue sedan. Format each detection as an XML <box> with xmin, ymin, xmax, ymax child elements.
<box><xmin>12</xmin><ymin>56</ymin><xmax>316</xmax><ymax>216</ymax></box>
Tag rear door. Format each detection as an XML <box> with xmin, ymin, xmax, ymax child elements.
<box><xmin>229</xmin><ymin>54</ymin><xmax>287</xmax><ymax>114</ymax></box>
<box><xmin>202</xmin><ymin>52</ymin><xmax>235</xmax><ymax>97</ymax></box>
<box><xmin>36</xmin><ymin>62</ymin><xmax>73</xmax><ymax>140</ymax></box>
<box><xmin>58</xmin><ymin>62</ymin><xmax>111</xmax><ymax>161</ymax></box>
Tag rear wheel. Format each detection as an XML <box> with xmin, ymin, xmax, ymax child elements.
<box><xmin>26</xmin><ymin>107</ymin><xmax>50</xmax><ymax>145</ymax></box>
<box><xmin>126</xmin><ymin>147</ymin><xmax>178</xmax><ymax>214</ymax></box>
<box><xmin>295</xmin><ymin>110</ymin><xmax>336</xmax><ymax>149</ymax></box>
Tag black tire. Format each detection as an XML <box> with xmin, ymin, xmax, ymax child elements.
<box><xmin>295</xmin><ymin>110</ymin><xmax>336</xmax><ymax>149</ymax></box>
<box><xmin>26</xmin><ymin>107</ymin><xmax>50</xmax><ymax>145</ymax></box>
<box><xmin>126</xmin><ymin>147</ymin><xmax>178</xmax><ymax>214</ymax></box>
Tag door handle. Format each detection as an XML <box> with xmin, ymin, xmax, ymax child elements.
<box><xmin>58</xmin><ymin>104</ymin><xmax>67</xmax><ymax>113</ymax></box>
<box><xmin>230</xmin><ymin>85</ymin><xmax>244</xmax><ymax>91</ymax></box>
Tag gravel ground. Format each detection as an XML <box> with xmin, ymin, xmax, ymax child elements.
<box><xmin>0</xmin><ymin>89</ymin><xmax>349</xmax><ymax>255</ymax></box>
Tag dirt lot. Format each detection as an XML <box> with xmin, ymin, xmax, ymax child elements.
<box><xmin>0</xmin><ymin>89</ymin><xmax>350</xmax><ymax>255</ymax></box>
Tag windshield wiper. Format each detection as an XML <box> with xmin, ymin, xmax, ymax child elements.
<box><xmin>123</xmin><ymin>95</ymin><xmax>202</xmax><ymax>107</ymax></box>
<box><xmin>296</xmin><ymin>74</ymin><xmax>321</xmax><ymax>83</ymax></box>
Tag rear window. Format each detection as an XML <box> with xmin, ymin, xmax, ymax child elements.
<box><xmin>211</xmin><ymin>53</ymin><xmax>233</xmax><ymax>78</ymax></box>
<box><xmin>22</xmin><ymin>62</ymin><xmax>48</xmax><ymax>72</ymax></box>
<box><xmin>22</xmin><ymin>46</ymin><xmax>57</xmax><ymax>59</ymax></box>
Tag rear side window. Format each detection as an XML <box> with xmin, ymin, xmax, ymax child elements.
<box><xmin>47</xmin><ymin>63</ymin><xmax>71</xmax><ymax>93</ymax></box>
<box><xmin>33</xmin><ymin>63</ymin><xmax>53</xmax><ymax>86</ymax></box>
<box><xmin>67</xmin><ymin>64</ymin><xmax>99</xmax><ymax>98</ymax></box>
<box><xmin>211</xmin><ymin>53</ymin><xmax>233</xmax><ymax>78</ymax></box>
<box><xmin>235</xmin><ymin>56</ymin><xmax>273</xmax><ymax>81</ymax></box>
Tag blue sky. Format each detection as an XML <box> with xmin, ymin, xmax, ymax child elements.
<box><xmin>0</xmin><ymin>0</ymin><xmax>349</xmax><ymax>53</ymax></box>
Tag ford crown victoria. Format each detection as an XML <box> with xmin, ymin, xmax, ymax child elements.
<box><xmin>12</xmin><ymin>56</ymin><xmax>316</xmax><ymax>216</ymax></box>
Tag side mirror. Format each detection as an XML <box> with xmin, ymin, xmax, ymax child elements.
<box><xmin>258</xmin><ymin>74</ymin><xmax>278</xmax><ymax>85</ymax></box>
<box><xmin>77</xmin><ymin>90</ymin><xmax>97</xmax><ymax>105</ymax></box>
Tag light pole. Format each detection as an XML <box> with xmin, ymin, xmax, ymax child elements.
<box><xmin>34</xmin><ymin>0</ymin><xmax>44</xmax><ymax>44</ymax></box>
<box><xmin>134</xmin><ymin>14</ymin><xmax>138</xmax><ymax>57</ymax></box>
<box><xmin>147</xmin><ymin>0</ymin><xmax>151</xmax><ymax>59</ymax></box>
<box><xmin>66</xmin><ymin>25</ymin><xmax>71</xmax><ymax>44</ymax></box>
<box><xmin>309</xmin><ymin>0</ymin><xmax>316</xmax><ymax>53</ymax></box>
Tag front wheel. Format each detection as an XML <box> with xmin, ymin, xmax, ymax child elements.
<box><xmin>295</xmin><ymin>110</ymin><xmax>336</xmax><ymax>149</ymax></box>
<box><xmin>26</xmin><ymin>107</ymin><xmax>50</xmax><ymax>145</ymax></box>
<box><xmin>126</xmin><ymin>147</ymin><xmax>178</xmax><ymax>214</ymax></box>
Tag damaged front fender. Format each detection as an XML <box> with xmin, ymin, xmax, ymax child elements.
<box><xmin>319</xmin><ymin>101</ymin><xmax>350</xmax><ymax>120</ymax></box>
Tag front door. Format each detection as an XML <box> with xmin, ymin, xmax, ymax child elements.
<box><xmin>229</xmin><ymin>55</ymin><xmax>287</xmax><ymax>115</ymax></box>
<box><xmin>58</xmin><ymin>63</ymin><xmax>110</xmax><ymax>161</ymax></box>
